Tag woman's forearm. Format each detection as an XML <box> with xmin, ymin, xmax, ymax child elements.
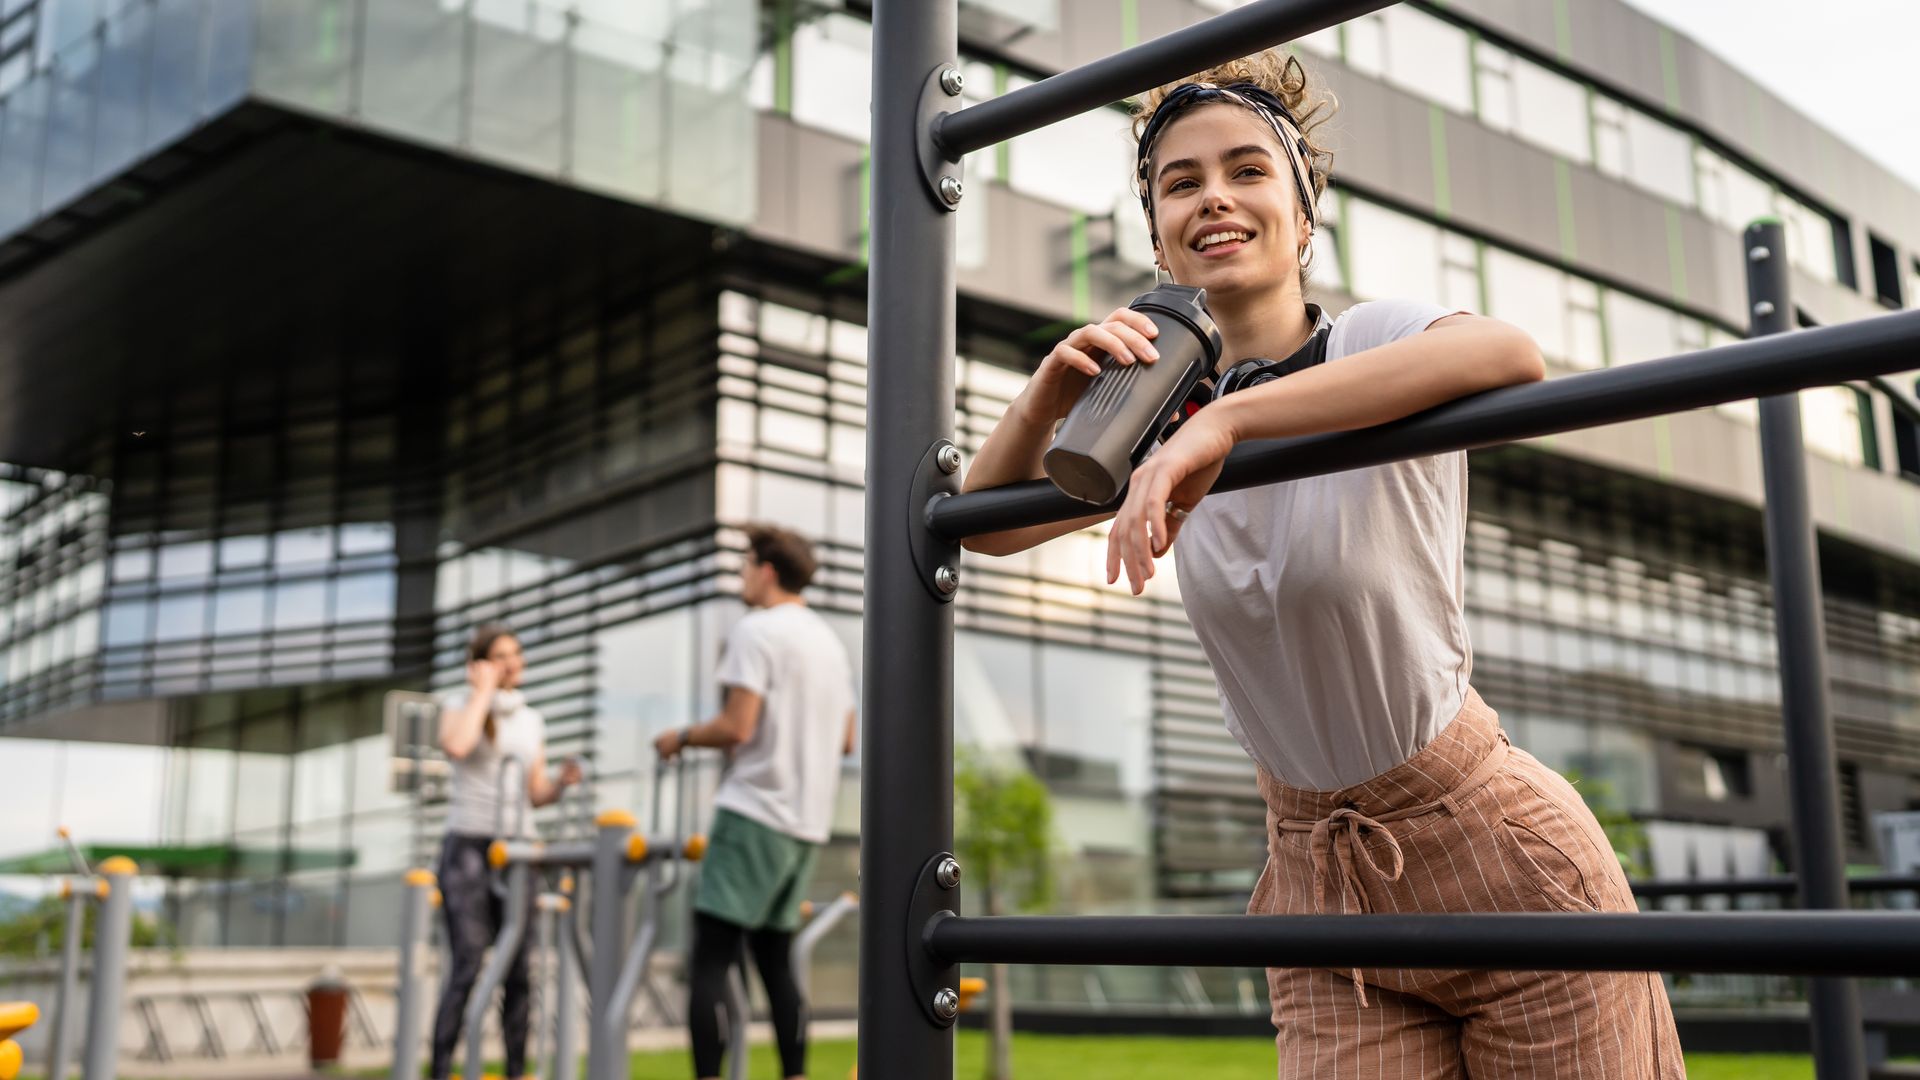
<box><xmin>963</xmin><ymin>391</ymin><xmax>1056</xmax><ymax>494</ymax></box>
<box><xmin>960</xmin><ymin>392</ymin><xmax>1111</xmax><ymax>555</ymax></box>
<box><xmin>438</xmin><ymin>695</ymin><xmax>492</xmax><ymax>760</ymax></box>
<box><xmin>529</xmin><ymin>774</ymin><xmax>560</xmax><ymax>807</ymax></box>
<box><xmin>1209</xmin><ymin>318</ymin><xmax>1544</xmax><ymax>444</ymax></box>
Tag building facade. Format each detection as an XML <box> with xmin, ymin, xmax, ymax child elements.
<box><xmin>2</xmin><ymin>0</ymin><xmax>1919</xmax><ymax>1011</ymax></box>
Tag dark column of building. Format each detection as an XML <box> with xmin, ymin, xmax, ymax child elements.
<box><xmin>391</xmin><ymin>352</ymin><xmax>447</xmax><ymax>679</ymax></box>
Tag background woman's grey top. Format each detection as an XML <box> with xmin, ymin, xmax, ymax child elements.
<box><xmin>440</xmin><ymin>688</ymin><xmax>546</xmax><ymax>838</ymax></box>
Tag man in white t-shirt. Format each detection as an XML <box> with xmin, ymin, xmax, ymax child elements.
<box><xmin>654</xmin><ymin>524</ymin><xmax>854</xmax><ymax>1080</ymax></box>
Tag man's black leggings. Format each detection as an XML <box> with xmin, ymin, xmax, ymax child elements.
<box><xmin>688</xmin><ymin>911</ymin><xmax>807</xmax><ymax>1078</ymax></box>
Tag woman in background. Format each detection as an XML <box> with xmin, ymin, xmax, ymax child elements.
<box><xmin>427</xmin><ymin>623</ymin><xmax>581</xmax><ymax>1080</ymax></box>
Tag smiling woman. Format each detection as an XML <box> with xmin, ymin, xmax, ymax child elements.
<box><xmin>959</xmin><ymin>45</ymin><xmax>1683</xmax><ymax>1078</ymax></box>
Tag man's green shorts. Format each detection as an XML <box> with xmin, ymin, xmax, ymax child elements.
<box><xmin>693</xmin><ymin>808</ymin><xmax>822</xmax><ymax>933</ymax></box>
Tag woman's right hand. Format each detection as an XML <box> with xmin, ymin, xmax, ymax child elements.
<box><xmin>1019</xmin><ymin>307</ymin><xmax>1162</xmax><ymax>423</ymax></box>
<box><xmin>467</xmin><ymin>659</ymin><xmax>501</xmax><ymax>693</ymax></box>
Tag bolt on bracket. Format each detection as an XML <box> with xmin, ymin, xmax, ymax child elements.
<box><xmin>917</xmin><ymin>65</ymin><xmax>965</xmax><ymax>213</ymax></box>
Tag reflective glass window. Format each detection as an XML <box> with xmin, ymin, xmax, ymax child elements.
<box><xmin>1694</xmin><ymin>145</ymin><xmax>1774</xmax><ymax>232</ymax></box>
<box><xmin>1347</xmin><ymin>197</ymin><xmax>1441</xmax><ymax>303</ymax></box>
<box><xmin>1304</xmin><ymin>188</ymin><xmax>1343</xmax><ymax>293</ymax></box>
<box><xmin>154</xmin><ymin>591</ymin><xmax>207</xmax><ymax>641</ymax></box>
<box><xmin>220</xmin><ymin>534</ymin><xmax>269</xmax><ymax>569</ymax></box>
<box><xmin>468</xmin><ymin>3</ymin><xmax>568</xmax><ymax>174</ymax></box>
<box><xmin>276</xmin><ymin>527</ymin><xmax>333</xmax><ymax>569</ymax></box>
<box><xmin>1484</xmin><ymin>247</ymin><xmax>1574</xmax><ymax>364</ymax></box>
<box><xmin>956</xmin><ymin>630</ymin><xmax>1037</xmax><ymax>748</ymax></box>
<box><xmin>1293</xmin><ymin>25</ymin><xmax>1340</xmax><ymax>59</ymax></box>
<box><xmin>359</xmin><ymin>0</ymin><xmax>465</xmax><ymax>145</ymax></box>
<box><xmin>333</xmin><ymin>573</ymin><xmax>395</xmax><ymax>624</ymax></box>
<box><xmin>339</xmin><ymin>523</ymin><xmax>394</xmax><ymax>557</ymax></box>
<box><xmin>1591</xmin><ymin>95</ymin><xmax>1627</xmax><ymax>177</ymax></box>
<box><xmin>1376</xmin><ymin>6</ymin><xmax>1473</xmax><ymax>114</ymax></box>
<box><xmin>112</xmin><ymin>545</ymin><xmax>154</xmax><ymax>582</ymax></box>
<box><xmin>1514</xmin><ymin>57</ymin><xmax>1589</xmax><ymax>163</ymax></box>
<box><xmin>273</xmin><ymin>579</ymin><xmax>328</xmax><ymax>629</ymax></box>
<box><xmin>791</xmin><ymin>12</ymin><xmax>869</xmax><ymax>143</ymax></box>
<box><xmin>754</xmin><ymin>471</ymin><xmax>829</xmax><ymax>536</ymax></box>
<box><xmin>1774</xmin><ymin>193</ymin><xmax>1839</xmax><ymax>284</ymax></box>
<box><xmin>1037</xmin><ymin>641</ymin><xmax>1153</xmax><ymax>798</ymax></box>
<box><xmin>1605</xmin><ymin>289</ymin><xmax>1683</xmax><ymax>366</ymax></box>
<box><xmin>213</xmin><ymin>586</ymin><xmax>267</xmax><ymax>636</ymax></box>
<box><xmin>158</xmin><ymin>540</ymin><xmax>214</xmax><ymax>581</ymax></box>
<box><xmin>1474</xmin><ymin>41</ymin><xmax>1513</xmax><ymax>132</ymax></box>
<box><xmin>1621</xmin><ymin>109</ymin><xmax>1695</xmax><ymax>206</ymax></box>
<box><xmin>1007</xmin><ymin>81</ymin><xmax>1133</xmax><ymax>216</ymax></box>
<box><xmin>1440</xmin><ymin>232</ymin><xmax>1480</xmax><ymax>312</ymax></box>
<box><xmin>1800</xmin><ymin>386</ymin><xmax>1865</xmax><ymax>465</ymax></box>
<box><xmin>103</xmin><ymin>599</ymin><xmax>150</xmax><ymax>646</ymax></box>
<box><xmin>1344</xmin><ymin>13</ymin><xmax>1386</xmax><ymax>79</ymax></box>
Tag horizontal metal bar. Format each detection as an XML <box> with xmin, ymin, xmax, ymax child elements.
<box><xmin>925</xmin><ymin>912</ymin><xmax>1920</xmax><ymax>977</ymax></box>
<box><xmin>494</xmin><ymin>841</ymin><xmax>598</xmax><ymax>868</ymax></box>
<box><xmin>933</xmin><ymin>308</ymin><xmax>1920</xmax><ymax>541</ymax></box>
<box><xmin>934</xmin><ymin>0</ymin><xmax>1396</xmax><ymax>158</ymax></box>
<box><xmin>1630</xmin><ymin>874</ymin><xmax>1920</xmax><ymax>899</ymax></box>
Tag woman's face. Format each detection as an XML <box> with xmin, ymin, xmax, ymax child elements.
<box><xmin>486</xmin><ymin>635</ymin><xmax>525</xmax><ymax>689</ymax></box>
<box><xmin>1146</xmin><ymin>103</ymin><xmax>1310</xmax><ymax>302</ymax></box>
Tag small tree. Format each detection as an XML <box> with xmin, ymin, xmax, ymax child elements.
<box><xmin>0</xmin><ymin>895</ymin><xmax>173</xmax><ymax>958</ymax></box>
<box><xmin>1562</xmin><ymin>769</ymin><xmax>1650</xmax><ymax>878</ymax></box>
<box><xmin>954</xmin><ymin>748</ymin><xmax>1055</xmax><ymax>1080</ymax></box>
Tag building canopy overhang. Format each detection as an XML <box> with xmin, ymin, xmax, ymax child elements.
<box><xmin>0</xmin><ymin>102</ymin><xmax>725</xmax><ymax>471</ymax></box>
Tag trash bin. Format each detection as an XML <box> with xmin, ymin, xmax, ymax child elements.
<box><xmin>307</xmin><ymin>965</ymin><xmax>349</xmax><ymax>1068</ymax></box>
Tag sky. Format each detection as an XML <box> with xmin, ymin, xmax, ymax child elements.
<box><xmin>1618</xmin><ymin>0</ymin><xmax>1920</xmax><ymax>191</ymax></box>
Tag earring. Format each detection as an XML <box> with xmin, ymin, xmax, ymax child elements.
<box><xmin>1298</xmin><ymin>241</ymin><xmax>1315</xmax><ymax>270</ymax></box>
<box><xmin>1156</xmin><ymin>264</ymin><xmax>1171</xmax><ymax>284</ymax></box>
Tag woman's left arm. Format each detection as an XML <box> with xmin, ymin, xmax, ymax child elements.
<box><xmin>525</xmin><ymin>746</ymin><xmax>583</xmax><ymax>808</ymax></box>
<box><xmin>1107</xmin><ymin>314</ymin><xmax>1544</xmax><ymax>593</ymax></box>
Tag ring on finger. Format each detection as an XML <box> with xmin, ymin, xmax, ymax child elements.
<box><xmin>1165</xmin><ymin>501</ymin><xmax>1190</xmax><ymax>522</ymax></box>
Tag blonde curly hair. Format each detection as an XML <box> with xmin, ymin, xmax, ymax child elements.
<box><xmin>1130</xmin><ymin>50</ymin><xmax>1337</xmax><ymax>278</ymax></box>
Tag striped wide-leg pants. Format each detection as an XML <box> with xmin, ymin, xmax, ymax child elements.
<box><xmin>1249</xmin><ymin>688</ymin><xmax>1685</xmax><ymax>1079</ymax></box>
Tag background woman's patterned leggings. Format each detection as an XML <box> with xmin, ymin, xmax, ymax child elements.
<box><xmin>428</xmin><ymin>832</ymin><xmax>532</xmax><ymax>1079</ymax></box>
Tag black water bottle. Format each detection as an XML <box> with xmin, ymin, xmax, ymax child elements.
<box><xmin>1043</xmin><ymin>284</ymin><xmax>1224</xmax><ymax>505</ymax></box>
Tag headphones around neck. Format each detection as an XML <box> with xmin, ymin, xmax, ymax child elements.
<box><xmin>1158</xmin><ymin>322</ymin><xmax>1331</xmax><ymax>444</ymax></box>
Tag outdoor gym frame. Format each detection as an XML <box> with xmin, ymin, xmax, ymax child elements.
<box><xmin>859</xmin><ymin>0</ymin><xmax>1920</xmax><ymax>1077</ymax></box>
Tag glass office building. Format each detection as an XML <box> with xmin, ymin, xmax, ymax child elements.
<box><xmin>3</xmin><ymin>0</ymin><xmax>1920</xmax><ymax>1013</ymax></box>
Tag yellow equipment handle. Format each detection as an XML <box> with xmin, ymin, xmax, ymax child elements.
<box><xmin>0</xmin><ymin>1001</ymin><xmax>40</xmax><ymax>1080</ymax></box>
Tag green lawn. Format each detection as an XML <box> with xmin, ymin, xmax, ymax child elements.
<box><xmin>623</xmin><ymin>1032</ymin><xmax>1830</xmax><ymax>1079</ymax></box>
<box><xmin>8</xmin><ymin>1034</ymin><xmax>1851</xmax><ymax>1080</ymax></box>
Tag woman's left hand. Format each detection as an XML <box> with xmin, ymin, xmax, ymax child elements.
<box><xmin>557</xmin><ymin>757</ymin><xmax>584</xmax><ymax>788</ymax></box>
<box><xmin>1106</xmin><ymin>410</ymin><xmax>1236</xmax><ymax>594</ymax></box>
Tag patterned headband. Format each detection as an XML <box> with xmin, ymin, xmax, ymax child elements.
<box><xmin>1134</xmin><ymin>81</ymin><xmax>1320</xmax><ymax>240</ymax></box>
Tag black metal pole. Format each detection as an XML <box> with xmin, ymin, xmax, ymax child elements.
<box><xmin>1747</xmin><ymin>218</ymin><xmax>1867</xmax><ymax>1080</ymax></box>
<box><xmin>930</xmin><ymin>307</ymin><xmax>1920</xmax><ymax>541</ymax></box>
<box><xmin>926</xmin><ymin>911</ymin><xmax>1920</xmax><ymax>976</ymax></box>
<box><xmin>934</xmin><ymin>0</ymin><xmax>1396</xmax><ymax>157</ymax></box>
<box><xmin>861</xmin><ymin>0</ymin><xmax>956</xmax><ymax>1075</ymax></box>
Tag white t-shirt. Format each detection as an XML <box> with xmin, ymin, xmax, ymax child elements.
<box><xmin>1174</xmin><ymin>298</ymin><xmax>1472</xmax><ymax>791</ymax></box>
<box><xmin>711</xmin><ymin>603</ymin><xmax>855</xmax><ymax>844</ymax></box>
<box><xmin>441</xmin><ymin>689</ymin><xmax>546</xmax><ymax>838</ymax></box>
